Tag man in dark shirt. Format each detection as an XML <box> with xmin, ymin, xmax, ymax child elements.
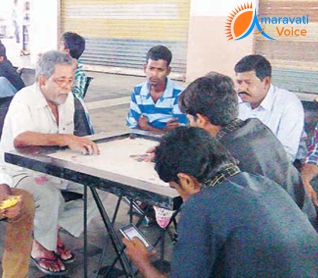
<box><xmin>123</xmin><ymin>127</ymin><xmax>318</xmax><ymax>278</ymax></box>
<box><xmin>178</xmin><ymin>72</ymin><xmax>316</xmax><ymax>223</ymax></box>
<box><xmin>0</xmin><ymin>41</ymin><xmax>25</xmax><ymax>97</ymax></box>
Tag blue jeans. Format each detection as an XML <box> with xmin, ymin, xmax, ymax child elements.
<box><xmin>0</xmin><ymin>77</ymin><xmax>17</xmax><ymax>97</ymax></box>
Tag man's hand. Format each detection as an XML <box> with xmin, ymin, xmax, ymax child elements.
<box><xmin>144</xmin><ymin>146</ymin><xmax>156</xmax><ymax>162</ymax></box>
<box><xmin>14</xmin><ymin>132</ymin><xmax>100</xmax><ymax>155</ymax></box>
<box><xmin>0</xmin><ymin>184</ymin><xmax>23</xmax><ymax>219</ymax></box>
<box><xmin>65</xmin><ymin>135</ymin><xmax>100</xmax><ymax>155</ymax></box>
<box><xmin>123</xmin><ymin>237</ymin><xmax>155</xmax><ymax>266</ymax></box>
<box><xmin>138</xmin><ymin>115</ymin><xmax>151</xmax><ymax>131</ymax></box>
<box><xmin>163</xmin><ymin>118</ymin><xmax>179</xmax><ymax>132</ymax></box>
<box><xmin>301</xmin><ymin>163</ymin><xmax>318</xmax><ymax>206</ymax></box>
<box><xmin>122</xmin><ymin>237</ymin><xmax>165</xmax><ymax>278</ymax></box>
<box><xmin>123</xmin><ymin>237</ymin><xmax>154</xmax><ymax>265</ymax></box>
<box><xmin>0</xmin><ymin>196</ymin><xmax>23</xmax><ymax>219</ymax></box>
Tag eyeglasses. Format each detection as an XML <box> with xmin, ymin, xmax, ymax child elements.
<box><xmin>53</xmin><ymin>78</ymin><xmax>75</xmax><ymax>87</ymax></box>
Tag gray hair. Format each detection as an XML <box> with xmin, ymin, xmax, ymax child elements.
<box><xmin>35</xmin><ymin>50</ymin><xmax>73</xmax><ymax>80</ymax></box>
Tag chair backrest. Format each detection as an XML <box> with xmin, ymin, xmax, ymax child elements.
<box><xmin>73</xmin><ymin>96</ymin><xmax>93</xmax><ymax>136</ymax></box>
<box><xmin>0</xmin><ymin>97</ymin><xmax>13</xmax><ymax>140</ymax></box>
<box><xmin>19</xmin><ymin>68</ymin><xmax>35</xmax><ymax>86</ymax></box>
<box><xmin>83</xmin><ymin>76</ymin><xmax>93</xmax><ymax>99</ymax></box>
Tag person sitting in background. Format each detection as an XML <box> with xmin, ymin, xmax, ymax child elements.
<box><xmin>178</xmin><ymin>73</ymin><xmax>315</xmax><ymax>222</ymax></box>
<box><xmin>0</xmin><ymin>41</ymin><xmax>25</xmax><ymax>97</ymax></box>
<box><xmin>59</xmin><ymin>31</ymin><xmax>86</xmax><ymax>99</ymax></box>
<box><xmin>235</xmin><ymin>54</ymin><xmax>307</xmax><ymax>163</ymax></box>
<box><xmin>126</xmin><ymin>45</ymin><xmax>188</xmax><ymax>132</ymax></box>
<box><xmin>0</xmin><ymin>172</ymin><xmax>35</xmax><ymax>278</ymax></box>
<box><xmin>301</xmin><ymin>123</ymin><xmax>318</xmax><ymax>206</ymax></box>
<box><xmin>60</xmin><ymin>32</ymin><xmax>94</xmax><ymax>134</ymax></box>
<box><xmin>123</xmin><ymin>126</ymin><xmax>318</xmax><ymax>278</ymax></box>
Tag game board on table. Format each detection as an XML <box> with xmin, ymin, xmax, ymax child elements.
<box><xmin>48</xmin><ymin>137</ymin><xmax>168</xmax><ymax>187</ymax></box>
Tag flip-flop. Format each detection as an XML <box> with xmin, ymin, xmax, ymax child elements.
<box><xmin>54</xmin><ymin>244</ymin><xmax>75</xmax><ymax>264</ymax></box>
<box><xmin>30</xmin><ymin>255</ymin><xmax>68</xmax><ymax>276</ymax></box>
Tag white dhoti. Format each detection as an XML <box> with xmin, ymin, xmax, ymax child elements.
<box><xmin>13</xmin><ymin>172</ymin><xmax>108</xmax><ymax>251</ymax></box>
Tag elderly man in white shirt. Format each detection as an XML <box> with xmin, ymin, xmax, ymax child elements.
<box><xmin>234</xmin><ymin>54</ymin><xmax>306</xmax><ymax>163</ymax></box>
<box><xmin>0</xmin><ymin>50</ymin><xmax>107</xmax><ymax>276</ymax></box>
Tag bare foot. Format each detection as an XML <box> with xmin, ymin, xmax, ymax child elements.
<box><xmin>31</xmin><ymin>240</ymin><xmax>66</xmax><ymax>273</ymax></box>
<box><xmin>56</xmin><ymin>235</ymin><xmax>74</xmax><ymax>262</ymax></box>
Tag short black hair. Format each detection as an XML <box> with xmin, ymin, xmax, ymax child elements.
<box><xmin>0</xmin><ymin>42</ymin><xmax>6</xmax><ymax>58</ymax></box>
<box><xmin>155</xmin><ymin>126</ymin><xmax>236</xmax><ymax>184</ymax></box>
<box><xmin>234</xmin><ymin>54</ymin><xmax>272</xmax><ymax>80</ymax></box>
<box><xmin>146</xmin><ymin>45</ymin><xmax>172</xmax><ymax>66</ymax></box>
<box><xmin>179</xmin><ymin>72</ymin><xmax>238</xmax><ymax>126</ymax></box>
<box><xmin>61</xmin><ymin>32</ymin><xmax>85</xmax><ymax>59</ymax></box>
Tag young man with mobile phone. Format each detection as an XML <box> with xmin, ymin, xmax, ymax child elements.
<box><xmin>123</xmin><ymin>126</ymin><xmax>318</xmax><ymax>278</ymax></box>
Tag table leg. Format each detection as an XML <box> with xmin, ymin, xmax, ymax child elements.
<box><xmin>90</xmin><ymin>187</ymin><xmax>135</xmax><ymax>277</ymax></box>
<box><xmin>94</xmin><ymin>196</ymin><xmax>123</xmax><ymax>278</ymax></box>
<box><xmin>84</xmin><ymin>184</ymin><xmax>88</xmax><ymax>278</ymax></box>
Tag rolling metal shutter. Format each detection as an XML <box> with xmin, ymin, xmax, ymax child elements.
<box><xmin>60</xmin><ymin>0</ymin><xmax>190</xmax><ymax>79</ymax></box>
<box><xmin>256</xmin><ymin>0</ymin><xmax>318</xmax><ymax>94</ymax></box>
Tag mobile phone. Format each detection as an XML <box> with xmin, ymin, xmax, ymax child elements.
<box><xmin>119</xmin><ymin>223</ymin><xmax>155</xmax><ymax>252</ymax></box>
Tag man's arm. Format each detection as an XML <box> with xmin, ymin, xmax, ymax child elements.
<box><xmin>301</xmin><ymin>163</ymin><xmax>318</xmax><ymax>206</ymax></box>
<box><xmin>14</xmin><ymin>131</ymin><xmax>99</xmax><ymax>155</ymax></box>
<box><xmin>301</xmin><ymin>126</ymin><xmax>318</xmax><ymax>205</ymax></box>
<box><xmin>137</xmin><ymin>116</ymin><xmax>165</xmax><ymax>133</ymax></box>
<box><xmin>126</xmin><ymin>89</ymin><xmax>142</xmax><ymax>129</ymax></box>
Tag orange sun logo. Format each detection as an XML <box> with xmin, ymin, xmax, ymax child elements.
<box><xmin>225</xmin><ymin>3</ymin><xmax>254</xmax><ymax>41</ymax></box>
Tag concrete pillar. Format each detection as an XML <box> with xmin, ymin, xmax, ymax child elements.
<box><xmin>186</xmin><ymin>0</ymin><xmax>257</xmax><ymax>82</ymax></box>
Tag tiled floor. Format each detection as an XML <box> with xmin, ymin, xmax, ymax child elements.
<box><xmin>0</xmin><ymin>71</ymin><xmax>179</xmax><ymax>277</ymax></box>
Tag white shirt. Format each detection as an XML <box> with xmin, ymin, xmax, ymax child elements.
<box><xmin>0</xmin><ymin>83</ymin><xmax>74</xmax><ymax>178</ymax></box>
<box><xmin>0</xmin><ymin>173</ymin><xmax>12</xmax><ymax>186</ymax></box>
<box><xmin>238</xmin><ymin>84</ymin><xmax>306</xmax><ymax>161</ymax></box>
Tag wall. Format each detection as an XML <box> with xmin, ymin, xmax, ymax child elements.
<box><xmin>186</xmin><ymin>0</ymin><xmax>256</xmax><ymax>82</ymax></box>
<box><xmin>29</xmin><ymin>0</ymin><xmax>59</xmax><ymax>65</ymax></box>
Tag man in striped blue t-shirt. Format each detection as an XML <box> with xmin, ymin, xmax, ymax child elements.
<box><xmin>126</xmin><ymin>45</ymin><xmax>188</xmax><ymax>132</ymax></box>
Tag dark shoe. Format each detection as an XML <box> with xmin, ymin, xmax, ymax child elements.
<box><xmin>31</xmin><ymin>254</ymin><xmax>68</xmax><ymax>276</ymax></box>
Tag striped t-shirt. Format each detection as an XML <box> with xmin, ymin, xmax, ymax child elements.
<box><xmin>126</xmin><ymin>78</ymin><xmax>188</xmax><ymax>129</ymax></box>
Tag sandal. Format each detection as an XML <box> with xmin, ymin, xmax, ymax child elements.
<box><xmin>54</xmin><ymin>243</ymin><xmax>75</xmax><ymax>264</ymax></box>
<box><xmin>31</xmin><ymin>254</ymin><xmax>67</xmax><ymax>276</ymax></box>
